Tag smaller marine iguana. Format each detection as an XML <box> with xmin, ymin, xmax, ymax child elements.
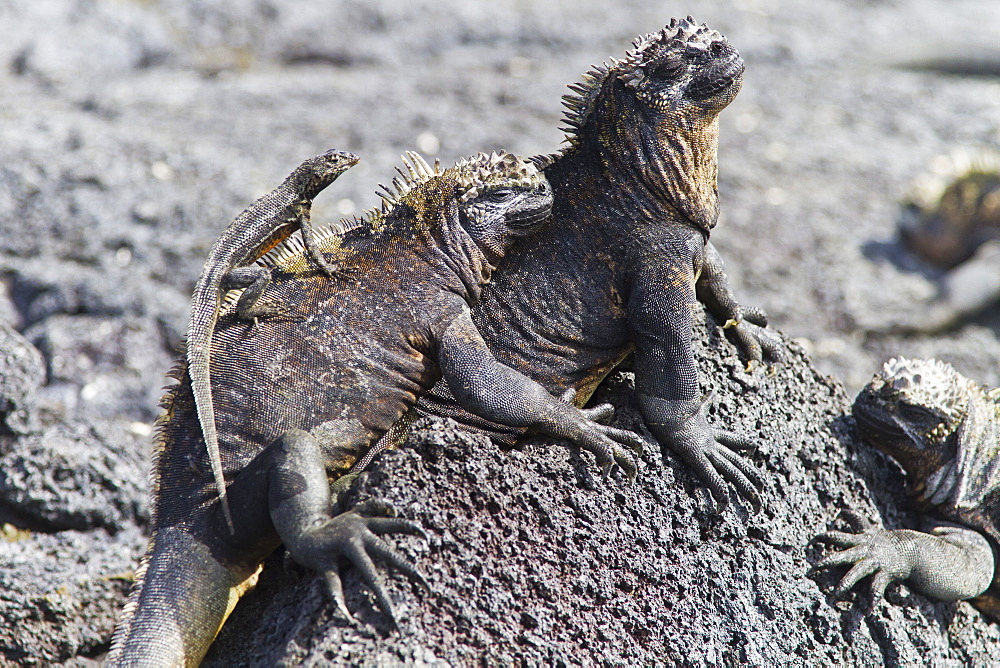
<box><xmin>813</xmin><ymin>357</ymin><xmax>1000</xmax><ymax>620</ymax></box>
<box><xmin>107</xmin><ymin>151</ymin><xmax>644</xmax><ymax>666</ymax></box>
<box><xmin>187</xmin><ymin>149</ymin><xmax>359</xmax><ymax>531</ymax></box>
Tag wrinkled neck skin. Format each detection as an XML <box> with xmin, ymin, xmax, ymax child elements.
<box><xmin>399</xmin><ymin>198</ymin><xmax>496</xmax><ymax>306</ymax></box>
<box><xmin>570</xmin><ymin>79</ymin><xmax>721</xmax><ymax>235</ymax></box>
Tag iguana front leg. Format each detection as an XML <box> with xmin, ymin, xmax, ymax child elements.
<box><xmin>695</xmin><ymin>241</ymin><xmax>784</xmax><ymax>366</ymax></box>
<box><xmin>437</xmin><ymin>311</ymin><xmax>646</xmax><ymax>479</ymax></box>
<box><xmin>812</xmin><ymin>514</ymin><xmax>994</xmax><ymax>604</ymax></box>
<box><xmin>629</xmin><ymin>258</ymin><xmax>763</xmax><ymax>511</ymax></box>
<box><xmin>225</xmin><ymin>201</ymin><xmax>355</xmax><ymax>324</ymax></box>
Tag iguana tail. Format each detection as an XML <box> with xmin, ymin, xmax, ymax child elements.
<box><xmin>105</xmin><ymin>527</ymin><xmax>261</xmax><ymax>667</ymax></box>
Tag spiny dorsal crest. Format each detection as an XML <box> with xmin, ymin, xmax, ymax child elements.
<box><xmin>241</xmin><ymin>151</ymin><xmax>541</xmax><ymax>279</ymax></box>
<box><xmin>451</xmin><ymin>150</ymin><xmax>544</xmax><ymax>203</ymax></box>
<box><xmin>376</xmin><ymin>151</ymin><xmax>443</xmax><ymax>209</ymax></box>
<box><xmin>557</xmin><ymin>17</ymin><xmax>723</xmax><ymax>148</ymax></box>
<box><xmin>903</xmin><ymin>146</ymin><xmax>1000</xmax><ymax>212</ymax></box>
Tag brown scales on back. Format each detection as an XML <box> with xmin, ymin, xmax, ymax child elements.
<box><xmin>107</xmin><ymin>150</ymin><xmax>645</xmax><ymax>666</ymax></box>
<box><xmin>419</xmin><ymin>17</ymin><xmax>783</xmax><ymax>510</ymax></box>
<box><xmin>814</xmin><ymin>358</ymin><xmax>1000</xmax><ymax>622</ymax></box>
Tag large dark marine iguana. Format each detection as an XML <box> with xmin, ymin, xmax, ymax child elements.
<box><xmin>105</xmin><ymin>151</ymin><xmax>644</xmax><ymax>666</ymax></box>
<box><xmin>814</xmin><ymin>357</ymin><xmax>1000</xmax><ymax>622</ymax></box>
<box><xmin>418</xmin><ymin>17</ymin><xmax>783</xmax><ymax>510</ymax></box>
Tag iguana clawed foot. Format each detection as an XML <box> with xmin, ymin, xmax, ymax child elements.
<box><xmin>722</xmin><ymin>306</ymin><xmax>784</xmax><ymax>369</ymax></box>
<box><xmin>811</xmin><ymin>512</ymin><xmax>910</xmax><ymax>603</ymax></box>
<box><xmin>638</xmin><ymin>392</ymin><xmax>763</xmax><ymax>512</ymax></box>
<box><xmin>811</xmin><ymin>510</ymin><xmax>995</xmax><ymax>607</ymax></box>
<box><xmin>295</xmin><ymin>499</ymin><xmax>428</xmax><ymax>628</ymax></box>
<box><xmin>556</xmin><ymin>388</ymin><xmax>646</xmax><ymax>481</ymax></box>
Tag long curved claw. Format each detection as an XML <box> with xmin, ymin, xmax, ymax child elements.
<box><xmin>869</xmin><ymin>570</ymin><xmax>893</xmax><ymax>604</ymax></box>
<box><xmin>727</xmin><ymin>318</ymin><xmax>785</xmax><ymax>365</ymax></box>
<box><xmin>638</xmin><ymin>393</ymin><xmax>764</xmax><ymax>512</ymax></box>
<box><xmin>324</xmin><ymin>569</ymin><xmax>357</xmax><ymax>625</ymax></box>
<box><xmin>552</xmin><ymin>389</ymin><xmax>646</xmax><ymax>482</ymax></box>
<box><xmin>340</xmin><ymin>535</ymin><xmax>399</xmax><ymax>627</ymax></box>
<box><xmin>707</xmin><ymin>443</ymin><xmax>762</xmax><ymax>510</ymax></box>
<box><xmin>840</xmin><ymin>510</ymin><xmax>875</xmax><ymax>533</ymax></box>
<box><xmin>834</xmin><ymin>558</ymin><xmax>880</xmax><ymax>597</ymax></box>
<box><xmin>295</xmin><ymin>502</ymin><xmax>427</xmax><ymax>628</ymax></box>
<box><xmin>365</xmin><ymin>516</ymin><xmax>429</xmax><ymax>542</ymax></box>
<box><xmin>365</xmin><ymin>537</ymin><xmax>430</xmax><ymax>591</ymax></box>
<box><xmin>813</xmin><ymin>529</ymin><xmax>867</xmax><ymax>549</ymax></box>
<box><xmin>812</xmin><ymin>544</ymin><xmax>872</xmax><ymax>572</ymax></box>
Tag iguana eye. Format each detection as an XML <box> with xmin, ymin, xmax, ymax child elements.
<box><xmin>648</xmin><ymin>56</ymin><xmax>685</xmax><ymax>80</ymax></box>
<box><xmin>899</xmin><ymin>403</ymin><xmax>930</xmax><ymax>422</ymax></box>
<box><xmin>485</xmin><ymin>188</ymin><xmax>516</xmax><ymax>203</ymax></box>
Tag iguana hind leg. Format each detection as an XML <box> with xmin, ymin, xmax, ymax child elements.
<box><xmin>267</xmin><ymin>428</ymin><xmax>427</xmax><ymax>627</ymax></box>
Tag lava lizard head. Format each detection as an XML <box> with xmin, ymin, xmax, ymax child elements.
<box><xmin>451</xmin><ymin>150</ymin><xmax>552</xmax><ymax>259</ymax></box>
<box><xmin>853</xmin><ymin>357</ymin><xmax>975</xmax><ymax>482</ymax></box>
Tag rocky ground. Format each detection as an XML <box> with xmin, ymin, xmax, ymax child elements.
<box><xmin>1</xmin><ymin>0</ymin><xmax>999</xmax><ymax>665</ymax></box>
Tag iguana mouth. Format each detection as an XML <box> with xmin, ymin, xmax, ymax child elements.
<box><xmin>505</xmin><ymin>202</ymin><xmax>553</xmax><ymax>233</ymax></box>
<box><xmin>687</xmin><ymin>49</ymin><xmax>744</xmax><ymax>101</ymax></box>
<box><xmin>853</xmin><ymin>393</ymin><xmax>906</xmax><ymax>443</ymax></box>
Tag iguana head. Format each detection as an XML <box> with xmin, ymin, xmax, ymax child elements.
<box><xmin>554</xmin><ymin>17</ymin><xmax>742</xmax><ymax>233</ymax></box>
<box><xmin>450</xmin><ymin>151</ymin><xmax>552</xmax><ymax>257</ymax></box>
<box><xmin>375</xmin><ymin>151</ymin><xmax>551</xmax><ymax>261</ymax></box>
<box><xmin>614</xmin><ymin>18</ymin><xmax>743</xmax><ymax>115</ymax></box>
<box><xmin>854</xmin><ymin>357</ymin><xmax>977</xmax><ymax>493</ymax></box>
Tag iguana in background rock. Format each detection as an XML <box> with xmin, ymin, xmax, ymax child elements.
<box><xmin>875</xmin><ymin>148</ymin><xmax>1000</xmax><ymax>334</ymax></box>
<box><xmin>814</xmin><ymin>357</ymin><xmax>1000</xmax><ymax>620</ymax></box>
<box><xmin>107</xmin><ymin>151</ymin><xmax>644</xmax><ymax>666</ymax></box>
<box><xmin>418</xmin><ymin>17</ymin><xmax>782</xmax><ymax>510</ymax></box>
<box><xmin>186</xmin><ymin>149</ymin><xmax>359</xmax><ymax>531</ymax></box>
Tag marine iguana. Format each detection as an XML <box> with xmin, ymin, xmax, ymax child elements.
<box><xmin>106</xmin><ymin>151</ymin><xmax>644</xmax><ymax>666</ymax></box>
<box><xmin>876</xmin><ymin>148</ymin><xmax>1000</xmax><ymax>334</ymax></box>
<box><xmin>418</xmin><ymin>17</ymin><xmax>783</xmax><ymax>510</ymax></box>
<box><xmin>814</xmin><ymin>357</ymin><xmax>1000</xmax><ymax>620</ymax></box>
<box><xmin>187</xmin><ymin>149</ymin><xmax>359</xmax><ymax>531</ymax></box>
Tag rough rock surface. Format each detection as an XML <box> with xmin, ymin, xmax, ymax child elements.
<box><xmin>204</xmin><ymin>318</ymin><xmax>1000</xmax><ymax>666</ymax></box>
<box><xmin>1</xmin><ymin>0</ymin><xmax>1000</xmax><ymax>665</ymax></box>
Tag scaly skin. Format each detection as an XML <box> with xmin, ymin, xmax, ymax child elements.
<box><xmin>187</xmin><ymin>149</ymin><xmax>359</xmax><ymax>531</ymax></box>
<box><xmin>814</xmin><ymin>358</ymin><xmax>1000</xmax><ymax>621</ymax></box>
<box><xmin>107</xmin><ymin>151</ymin><xmax>645</xmax><ymax>666</ymax></box>
<box><xmin>418</xmin><ymin>17</ymin><xmax>783</xmax><ymax>511</ymax></box>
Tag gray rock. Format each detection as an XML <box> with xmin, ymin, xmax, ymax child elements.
<box><xmin>0</xmin><ymin>322</ymin><xmax>44</xmax><ymax>436</ymax></box>
<box><xmin>204</xmin><ymin>318</ymin><xmax>1000</xmax><ymax>666</ymax></box>
<box><xmin>0</xmin><ymin>524</ymin><xmax>146</xmax><ymax>667</ymax></box>
<box><xmin>0</xmin><ymin>421</ymin><xmax>149</xmax><ymax>533</ymax></box>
